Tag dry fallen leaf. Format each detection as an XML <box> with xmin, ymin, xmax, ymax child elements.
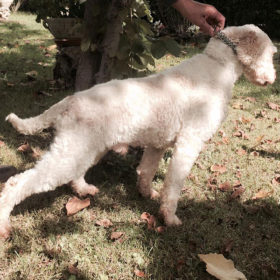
<box><xmin>95</xmin><ymin>218</ymin><xmax>113</xmax><ymax>228</ymax></box>
<box><xmin>66</xmin><ymin>196</ymin><xmax>90</xmax><ymax>216</ymax></box>
<box><xmin>245</xmin><ymin>97</ymin><xmax>256</xmax><ymax>103</ymax></box>
<box><xmin>267</xmin><ymin>102</ymin><xmax>280</xmax><ymax>111</ymax></box>
<box><xmin>141</xmin><ymin>212</ymin><xmax>156</xmax><ymax>230</ymax></box>
<box><xmin>252</xmin><ymin>190</ymin><xmax>273</xmax><ymax>200</ymax></box>
<box><xmin>210</xmin><ymin>165</ymin><xmax>227</xmax><ymax>174</ymax></box>
<box><xmin>17</xmin><ymin>143</ymin><xmax>32</xmax><ymax>152</ymax></box>
<box><xmin>155</xmin><ymin>226</ymin><xmax>166</xmax><ymax>233</ymax></box>
<box><xmin>253</xmin><ymin>135</ymin><xmax>265</xmax><ymax>147</ymax></box>
<box><xmin>236</xmin><ymin>149</ymin><xmax>246</xmax><ymax>156</ymax></box>
<box><xmin>218</xmin><ymin>182</ymin><xmax>232</xmax><ymax>192</ymax></box>
<box><xmin>232</xmin><ymin>103</ymin><xmax>244</xmax><ymax>110</ymax></box>
<box><xmin>110</xmin><ymin>231</ymin><xmax>125</xmax><ymax>242</ymax></box>
<box><xmin>232</xmin><ymin>130</ymin><xmax>249</xmax><ymax>140</ymax></box>
<box><xmin>68</xmin><ymin>262</ymin><xmax>79</xmax><ymax>275</ymax></box>
<box><xmin>134</xmin><ymin>269</ymin><xmax>146</xmax><ymax>278</ymax></box>
<box><xmin>231</xmin><ymin>185</ymin><xmax>245</xmax><ymax>199</ymax></box>
<box><xmin>198</xmin><ymin>253</ymin><xmax>247</xmax><ymax>280</ymax></box>
<box><xmin>250</xmin><ymin>151</ymin><xmax>259</xmax><ymax>157</ymax></box>
<box><xmin>207</xmin><ymin>177</ymin><xmax>217</xmax><ymax>190</ymax></box>
<box><xmin>222</xmin><ymin>137</ymin><xmax>230</xmax><ymax>145</ymax></box>
<box><xmin>272</xmin><ymin>176</ymin><xmax>280</xmax><ymax>186</ymax></box>
<box><xmin>47</xmin><ymin>44</ymin><xmax>57</xmax><ymax>51</ymax></box>
<box><xmin>240</xmin><ymin>116</ymin><xmax>251</xmax><ymax>124</ymax></box>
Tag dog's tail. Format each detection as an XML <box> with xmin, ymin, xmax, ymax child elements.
<box><xmin>6</xmin><ymin>96</ymin><xmax>71</xmax><ymax>135</ymax></box>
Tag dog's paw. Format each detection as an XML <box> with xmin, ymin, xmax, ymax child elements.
<box><xmin>77</xmin><ymin>184</ymin><xmax>99</xmax><ymax>197</ymax></box>
<box><xmin>159</xmin><ymin>208</ymin><xmax>182</xmax><ymax>226</ymax></box>
<box><xmin>0</xmin><ymin>220</ymin><xmax>11</xmax><ymax>240</ymax></box>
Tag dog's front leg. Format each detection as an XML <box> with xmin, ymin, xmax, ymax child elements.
<box><xmin>159</xmin><ymin>135</ymin><xmax>203</xmax><ymax>226</ymax></box>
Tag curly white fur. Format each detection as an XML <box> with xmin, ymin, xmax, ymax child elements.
<box><xmin>0</xmin><ymin>25</ymin><xmax>277</xmax><ymax>238</ymax></box>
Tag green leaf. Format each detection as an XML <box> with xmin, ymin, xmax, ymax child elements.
<box><xmin>131</xmin><ymin>39</ymin><xmax>145</xmax><ymax>54</ymax></box>
<box><xmin>131</xmin><ymin>55</ymin><xmax>146</xmax><ymax>70</ymax></box>
<box><xmin>139</xmin><ymin>53</ymin><xmax>155</xmax><ymax>66</ymax></box>
<box><xmin>163</xmin><ymin>38</ymin><xmax>181</xmax><ymax>57</ymax></box>
<box><xmin>151</xmin><ymin>40</ymin><xmax>167</xmax><ymax>59</ymax></box>
<box><xmin>117</xmin><ymin>35</ymin><xmax>131</xmax><ymax>60</ymax></box>
<box><xmin>137</xmin><ymin>19</ymin><xmax>154</xmax><ymax>36</ymax></box>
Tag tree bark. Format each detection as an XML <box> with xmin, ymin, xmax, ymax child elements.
<box><xmin>94</xmin><ymin>0</ymin><xmax>127</xmax><ymax>84</ymax></box>
<box><xmin>75</xmin><ymin>0</ymin><xmax>102</xmax><ymax>91</ymax></box>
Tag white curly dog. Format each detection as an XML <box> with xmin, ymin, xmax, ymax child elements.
<box><xmin>0</xmin><ymin>25</ymin><xmax>277</xmax><ymax>238</ymax></box>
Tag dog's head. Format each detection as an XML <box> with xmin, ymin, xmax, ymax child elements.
<box><xmin>224</xmin><ymin>24</ymin><xmax>277</xmax><ymax>86</ymax></box>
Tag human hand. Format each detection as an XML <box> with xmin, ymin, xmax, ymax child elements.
<box><xmin>172</xmin><ymin>0</ymin><xmax>225</xmax><ymax>36</ymax></box>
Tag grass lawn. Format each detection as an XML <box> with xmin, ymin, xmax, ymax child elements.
<box><xmin>0</xmin><ymin>12</ymin><xmax>280</xmax><ymax>280</ymax></box>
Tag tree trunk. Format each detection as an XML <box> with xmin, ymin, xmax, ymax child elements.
<box><xmin>95</xmin><ymin>0</ymin><xmax>129</xmax><ymax>84</ymax></box>
<box><xmin>75</xmin><ymin>0</ymin><xmax>102</xmax><ymax>91</ymax></box>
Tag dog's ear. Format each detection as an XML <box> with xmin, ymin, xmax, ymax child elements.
<box><xmin>235</xmin><ymin>30</ymin><xmax>258</xmax><ymax>66</ymax></box>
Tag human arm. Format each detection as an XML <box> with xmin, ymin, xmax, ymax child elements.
<box><xmin>170</xmin><ymin>0</ymin><xmax>225</xmax><ymax>36</ymax></box>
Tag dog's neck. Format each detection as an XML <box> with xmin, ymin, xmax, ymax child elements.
<box><xmin>203</xmin><ymin>38</ymin><xmax>243</xmax><ymax>82</ymax></box>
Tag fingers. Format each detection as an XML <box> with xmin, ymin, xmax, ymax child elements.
<box><xmin>202</xmin><ymin>7</ymin><xmax>226</xmax><ymax>36</ymax></box>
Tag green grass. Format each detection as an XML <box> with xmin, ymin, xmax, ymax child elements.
<box><xmin>1</xmin><ymin>12</ymin><xmax>280</xmax><ymax>280</ymax></box>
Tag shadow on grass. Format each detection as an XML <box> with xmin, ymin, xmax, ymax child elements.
<box><xmin>6</xmin><ymin>150</ymin><xmax>280</xmax><ymax>279</ymax></box>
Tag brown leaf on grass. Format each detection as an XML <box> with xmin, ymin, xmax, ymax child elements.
<box><xmin>267</xmin><ymin>102</ymin><xmax>280</xmax><ymax>111</ymax></box>
<box><xmin>236</xmin><ymin>149</ymin><xmax>247</xmax><ymax>156</ymax></box>
<box><xmin>272</xmin><ymin>176</ymin><xmax>280</xmax><ymax>186</ymax></box>
<box><xmin>110</xmin><ymin>231</ymin><xmax>125</xmax><ymax>242</ymax></box>
<box><xmin>188</xmin><ymin>174</ymin><xmax>198</xmax><ymax>183</ymax></box>
<box><xmin>207</xmin><ymin>177</ymin><xmax>217</xmax><ymax>190</ymax></box>
<box><xmin>222</xmin><ymin>137</ymin><xmax>230</xmax><ymax>145</ymax></box>
<box><xmin>235</xmin><ymin>171</ymin><xmax>242</xmax><ymax>179</ymax></box>
<box><xmin>273</xmin><ymin>117</ymin><xmax>280</xmax><ymax>123</ymax></box>
<box><xmin>68</xmin><ymin>262</ymin><xmax>79</xmax><ymax>275</ymax></box>
<box><xmin>47</xmin><ymin>44</ymin><xmax>57</xmax><ymax>51</ymax></box>
<box><xmin>232</xmin><ymin>103</ymin><xmax>244</xmax><ymax>110</ymax></box>
<box><xmin>210</xmin><ymin>165</ymin><xmax>227</xmax><ymax>174</ymax></box>
<box><xmin>7</xmin><ymin>82</ymin><xmax>15</xmax><ymax>87</ymax></box>
<box><xmin>255</xmin><ymin>110</ymin><xmax>267</xmax><ymax>119</ymax></box>
<box><xmin>218</xmin><ymin>182</ymin><xmax>232</xmax><ymax>192</ymax></box>
<box><xmin>17</xmin><ymin>143</ymin><xmax>32</xmax><ymax>152</ymax></box>
<box><xmin>95</xmin><ymin>218</ymin><xmax>113</xmax><ymax>228</ymax></box>
<box><xmin>155</xmin><ymin>226</ymin><xmax>166</xmax><ymax>233</ymax></box>
<box><xmin>66</xmin><ymin>196</ymin><xmax>90</xmax><ymax>216</ymax></box>
<box><xmin>134</xmin><ymin>269</ymin><xmax>146</xmax><ymax>278</ymax></box>
<box><xmin>232</xmin><ymin>130</ymin><xmax>249</xmax><ymax>140</ymax></box>
<box><xmin>252</xmin><ymin>190</ymin><xmax>273</xmax><ymax>200</ymax></box>
<box><xmin>245</xmin><ymin>97</ymin><xmax>256</xmax><ymax>103</ymax></box>
<box><xmin>253</xmin><ymin>135</ymin><xmax>265</xmax><ymax>147</ymax></box>
<box><xmin>140</xmin><ymin>212</ymin><xmax>156</xmax><ymax>230</ymax></box>
<box><xmin>240</xmin><ymin>116</ymin><xmax>251</xmax><ymax>124</ymax></box>
<box><xmin>198</xmin><ymin>253</ymin><xmax>247</xmax><ymax>280</ymax></box>
<box><xmin>250</xmin><ymin>151</ymin><xmax>259</xmax><ymax>157</ymax></box>
<box><xmin>218</xmin><ymin>130</ymin><xmax>226</xmax><ymax>137</ymax></box>
<box><xmin>231</xmin><ymin>184</ymin><xmax>245</xmax><ymax>199</ymax></box>
<box><xmin>249</xmin><ymin>123</ymin><xmax>256</xmax><ymax>132</ymax></box>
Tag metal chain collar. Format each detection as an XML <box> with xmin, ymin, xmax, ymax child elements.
<box><xmin>214</xmin><ymin>30</ymin><xmax>237</xmax><ymax>55</ymax></box>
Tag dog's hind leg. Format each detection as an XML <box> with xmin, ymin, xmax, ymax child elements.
<box><xmin>136</xmin><ymin>147</ymin><xmax>165</xmax><ymax>199</ymax></box>
<box><xmin>0</xmin><ymin>130</ymin><xmax>102</xmax><ymax>239</ymax></box>
<box><xmin>159</xmin><ymin>135</ymin><xmax>203</xmax><ymax>226</ymax></box>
